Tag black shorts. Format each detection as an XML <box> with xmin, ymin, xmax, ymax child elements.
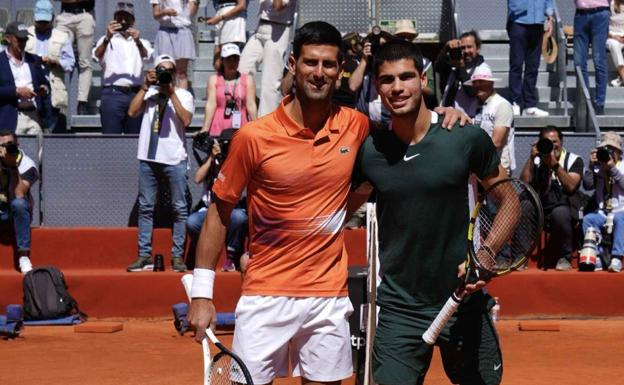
<box><xmin>373</xmin><ymin>294</ymin><xmax>502</xmax><ymax>385</ymax></box>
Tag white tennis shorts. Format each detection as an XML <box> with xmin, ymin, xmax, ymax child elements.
<box><xmin>232</xmin><ymin>295</ymin><xmax>354</xmax><ymax>384</ymax></box>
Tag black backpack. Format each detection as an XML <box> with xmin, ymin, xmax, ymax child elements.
<box><xmin>22</xmin><ymin>266</ymin><xmax>85</xmax><ymax>321</ymax></box>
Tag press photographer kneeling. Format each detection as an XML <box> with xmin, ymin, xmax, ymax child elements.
<box><xmin>581</xmin><ymin>131</ymin><xmax>624</xmax><ymax>273</ymax></box>
<box><xmin>520</xmin><ymin>126</ymin><xmax>584</xmax><ymax>270</ymax></box>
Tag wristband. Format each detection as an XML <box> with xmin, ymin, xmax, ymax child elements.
<box><xmin>191</xmin><ymin>268</ymin><xmax>215</xmax><ymax>299</ymax></box>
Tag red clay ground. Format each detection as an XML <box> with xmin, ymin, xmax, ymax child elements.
<box><xmin>1</xmin><ymin>319</ymin><xmax>623</xmax><ymax>385</ymax></box>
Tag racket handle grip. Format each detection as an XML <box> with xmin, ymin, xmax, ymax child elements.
<box><xmin>422</xmin><ymin>292</ymin><xmax>464</xmax><ymax>345</ymax></box>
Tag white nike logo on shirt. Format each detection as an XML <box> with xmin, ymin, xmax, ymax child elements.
<box><xmin>494</xmin><ymin>363</ymin><xmax>502</xmax><ymax>371</ymax></box>
<box><xmin>403</xmin><ymin>153</ymin><xmax>421</xmax><ymax>161</ymax></box>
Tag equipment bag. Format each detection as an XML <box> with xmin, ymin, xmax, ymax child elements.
<box><xmin>22</xmin><ymin>266</ymin><xmax>85</xmax><ymax>321</ymax></box>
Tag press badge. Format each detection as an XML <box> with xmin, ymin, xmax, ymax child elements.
<box><xmin>232</xmin><ymin>111</ymin><xmax>242</xmax><ymax>128</ymax></box>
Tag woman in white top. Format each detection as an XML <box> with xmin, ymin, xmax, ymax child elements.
<box><xmin>205</xmin><ymin>0</ymin><xmax>247</xmax><ymax>55</ymax></box>
<box><xmin>151</xmin><ymin>0</ymin><xmax>199</xmax><ymax>90</ymax></box>
<box><xmin>607</xmin><ymin>0</ymin><xmax>624</xmax><ymax>86</ymax></box>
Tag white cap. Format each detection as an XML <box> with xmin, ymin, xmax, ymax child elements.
<box><xmin>154</xmin><ymin>54</ymin><xmax>175</xmax><ymax>68</ymax></box>
<box><xmin>220</xmin><ymin>43</ymin><xmax>241</xmax><ymax>58</ymax></box>
<box><xmin>464</xmin><ymin>64</ymin><xmax>501</xmax><ymax>85</ymax></box>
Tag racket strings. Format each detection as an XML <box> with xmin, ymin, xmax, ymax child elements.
<box><xmin>474</xmin><ymin>179</ymin><xmax>543</xmax><ymax>274</ymax></box>
<box><xmin>209</xmin><ymin>354</ymin><xmax>248</xmax><ymax>385</ymax></box>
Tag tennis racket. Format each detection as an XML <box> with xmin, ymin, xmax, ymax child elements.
<box><xmin>363</xmin><ymin>202</ymin><xmax>378</xmax><ymax>385</ymax></box>
<box><xmin>181</xmin><ymin>274</ymin><xmax>254</xmax><ymax>385</ymax></box>
<box><xmin>422</xmin><ymin>178</ymin><xmax>543</xmax><ymax>345</ymax></box>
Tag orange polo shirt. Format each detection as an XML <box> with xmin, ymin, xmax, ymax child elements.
<box><xmin>212</xmin><ymin>95</ymin><xmax>369</xmax><ymax>297</ymax></box>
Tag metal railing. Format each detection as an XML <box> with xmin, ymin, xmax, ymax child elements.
<box><xmin>574</xmin><ymin>65</ymin><xmax>601</xmax><ymax>136</ymax></box>
<box><xmin>553</xmin><ymin>1</ymin><xmax>569</xmax><ymax>117</ymax></box>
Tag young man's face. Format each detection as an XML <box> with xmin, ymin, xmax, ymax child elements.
<box><xmin>375</xmin><ymin>58</ymin><xmax>427</xmax><ymax>116</ymax></box>
<box><xmin>289</xmin><ymin>44</ymin><xmax>341</xmax><ymax>103</ymax></box>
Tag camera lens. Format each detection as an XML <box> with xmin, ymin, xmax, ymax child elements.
<box><xmin>536</xmin><ymin>138</ymin><xmax>554</xmax><ymax>156</ymax></box>
<box><xmin>449</xmin><ymin>47</ymin><xmax>462</xmax><ymax>60</ymax></box>
<box><xmin>597</xmin><ymin>147</ymin><xmax>612</xmax><ymax>163</ymax></box>
<box><xmin>156</xmin><ymin>67</ymin><xmax>172</xmax><ymax>85</ymax></box>
<box><xmin>2</xmin><ymin>142</ymin><xmax>18</xmax><ymax>155</ymax></box>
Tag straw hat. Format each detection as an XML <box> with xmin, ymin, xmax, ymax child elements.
<box><xmin>542</xmin><ymin>34</ymin><xmax>558</xmax><ymax>65</ymax></box>
<box><xmin>394</xmin><ymin>19</ymin><xmax>418</xmax><ymax>39</ymax></box>
<box><xmin>598</xmin><ymin>131</ymin><xmax>622</xmax><ymax>152</ymax></box>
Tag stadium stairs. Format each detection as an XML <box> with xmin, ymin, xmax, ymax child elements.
<box><xmin>1</xmin><ymin>228</ymin><xmax>623</xmax><ymax>319</ymax></box>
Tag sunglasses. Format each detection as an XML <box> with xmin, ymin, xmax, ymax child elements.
<box><xmin>117</xmin><ymin>2</ymin><xmax>134</xmax><ymax>8</ymax></box>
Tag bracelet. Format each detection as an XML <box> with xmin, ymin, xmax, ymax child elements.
<box><xmin>191</xmin><ymin>268</ymin><xmax>215</xmax><ymax>299</ymax></box>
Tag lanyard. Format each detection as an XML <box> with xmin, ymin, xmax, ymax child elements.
<box><xmin>224</xmin><ymin>76</ymin><xmax>241</xmax><ymax>108</ymax></box>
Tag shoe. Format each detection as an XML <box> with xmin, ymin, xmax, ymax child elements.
<box><xmin>19</xmin><ymin>256</ymin><xmax>33</xmax><ymax>274</ymax></box>
<box><xmin>608</xmin><ymin>258</ymin><xmax>622</xmax><ymax>273</ymax></box>
<box><xmin>610</xmin><ymin>78</ymin><xmax>622</xmax><ymax>87</ymax></box>
<box><xmin>171</xmin><ymin>257</ymin><xmax>187</xmax><ymax>273</ymax></box>
<box><xmin>511</xmin><ymin>103</ymin><xmax>521</xmax><ymax>115</ymax></box>
<box><xmin>523</xmin><ymin>107</ymin><xmax>549</xmax><ymax>117</ymax></box>
<box><xmin>595</xmin><ymin>105</ymin><xmax>605</xmax><ymax>115</ymax></box>
<box><xmin>221</xmin><ymin>259</ymin><xmax>236</xmax><ymax>272</ymax></box>
<box><xmin>127</xmin><ymin>256</ymin><xmax>154</xmax><ymax>272</ymax></box>
<box><xmin>595</xmin><ymin>257</ymin><xmax>603</xmax><ymax>271</ymax></box>
<box><xmin>555</xmin><ymin>257</ymin><xmax>573</xmax><ymax>271</ymax></box>
<box><xmin>77</xmin><ymin>101</ymin><xmax>89</xmax><ymax>115</ymax></box>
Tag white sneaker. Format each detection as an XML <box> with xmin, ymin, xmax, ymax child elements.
<box><xmin>19</xmin><ymin>257</ymin><xmax>33</xmax><ymax>274</ymax></box>
<box><xmin>608</xmin><ymin>258</ymin><xmax>622</xmax><ymax>273</ymax></box>
<box><xmin>610</xmin><ymin>78</ymin><xmax>622</xmax><ymax>87</ymax></box>
<box><xmin>511</xmin><ymin>103</ymin><xmax>521</xmax><ymax>115</ymax></box>
<box><xmin>524</xmin><ymin>107</ymin><xmax>550</xmax><ymax>117</ymax></box>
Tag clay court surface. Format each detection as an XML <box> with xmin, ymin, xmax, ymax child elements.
<box><xmin>1</xmin><ymin>319</ymin><xmax>623</xmax><ymax>385</ymax></box>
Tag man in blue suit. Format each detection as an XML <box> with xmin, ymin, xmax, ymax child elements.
<box><xmin>0</xmin><ymin>22</ymin><xmax>49</xmax><ymax>134</ymax></box>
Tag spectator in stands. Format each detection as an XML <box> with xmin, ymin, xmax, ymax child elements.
<box><xmin>56</xmin><ymin>0</ymin><xmax>95</xmax><ymax>115</ymax></box>
<box><xmin>205</xmin><ymin>0</ymin><xmax>247</xmax><ymax>53</ymax></box>
<box><xmin>186</xmin><ymin>137</ymin><xmax>248</xmax><ymax>272</ymax></box>
<box><xmin>574</xmin><ymin>0</ymin><xmax>610</xmax><ymax>114</ymax></box>
<box><xmin>93</xmin><ymin>3</ymin><xmax>153</xmax><ymax>134</ymax></box>
<box><xmin>127</xmin><ymin>54</ymin><xmax>194</xmax><ymax>273</ymax></box>
<box><xmin>466</xmin><ymin>64</ymin><xmax>516</xmax><ymax>176</ymax></box>
<box><xmin>239</xmin><ymin>0</ymin><xmax>296</xmax><ymax>117</ymax></box>
<box><xmin>435</xmin><ymin>30</ymin><xmax>486</xmax><ymax>117</ymax></box>
<box><xmin>0</xmin><ymin>131</ymin><xmax>38</xmax><ymax>274</ymax></box>
<box><xmin>26</xmin><ymin>0</ymin><xmax>75</xmax><ymax>134</ymax></box>
<box><xmin>507</xmin><ymin>0</ymin><xmax>553</xmax><ymax>117</ymax></box>
<box><xmin>151</xmin><ymin>0</ymin><xmax>199</xmax><ymax>90</ymax></box>
<box><xmin>607</xmin><ymin>0</ymin><xmax>624</xmax><ymax>87</ymax></box>
<box><xmin>0</xmin><ymin>22</ymin><xmax>49</xmax><ymax>135</ymax></box>
<box><xmin>200</xmin><ymin>43</ymin><xmax>257</xmax><ymax>135</ymax></box>
<box><xmin>582</xmin><ymin>131</ymin><xmax>624</xmax><ymax>272</ymax></box>
<box><xmin>520</xmin><ymin>126</ymin><xmax>584</xmax><ymax>271</ymax></box>
<box><xmin>349</xmin><ymin>27</ymin><xmax>394</xmax><ymax>123</ymax></box>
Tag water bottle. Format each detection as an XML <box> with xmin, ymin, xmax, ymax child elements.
<box><xmin>490</xmin><ymin>297</ymin><xmax>500</xmax><ymax>322</ymax></box>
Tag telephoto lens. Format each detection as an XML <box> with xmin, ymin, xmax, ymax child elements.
<box><xmin>536</xmin><ymin>138</ymin><xmax>554</xmax><ymax>156</ymax></box>
<box><xmin>4</xmin><ymin>142</ymin><xmax>18</xmax><ymax>155</ymax></box>
<box><xmin>156</xmin><ymin>67</ymin><xmax>173</xmax><ymax>85</ymax></box>
<box><xmin>596</xmin><ymin>147</ymin><xmax>612</xmax><ymax>163</ymax></box>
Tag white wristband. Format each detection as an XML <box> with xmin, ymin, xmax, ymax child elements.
<box><xmin>191</xmin><ymin>268</ymin><xmax>215</xmax><ymax>299</ymax></box>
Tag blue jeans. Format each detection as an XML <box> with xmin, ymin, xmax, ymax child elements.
<box><xmin>186</xmin><ymin>206</ymin><xmax>248</xmax><ymax>260</ymax></box>
<box><xmin>507</xmin><ymin>21</ymin><xmax>543</xmax><ymax>108</ymax></box>
<box><xmin>0</xmin><ymin>198</ymin><xmax>32</xmax><ymax>252</ymax></box>
<box><xmin>574</xmin><ymin>8</ymin><xmax>609</xmax><ymax>108</ymax></box>
<box><xmin>582</xmin><ymin>211</ymin><xmax>624</xmax><ymax>257</ymax></box>
<box><xmin>100</xmin><ymin>87</ymin><xmax>142</xmax><ymax>134</ymax></box>
<box><xmin>138</xmin><ymin>160</ymin><xmax>188</xmax><ymax>258</ymax></box>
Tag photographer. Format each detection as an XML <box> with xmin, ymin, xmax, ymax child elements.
<box><xmin>581</xmin><ymin>131</ymin><xmax>624</xmax><ymax>272</ymax></box>
<box><xmin>520</xmin><ymin>126</ymin><xmax>584</xmax><ymax>270</ymax></box>
<box><xmin>435</xmin><ymin>30</ymin><xmax>485</xmax><ymax>116</ymax></box>
<box><xmin>93</xmin><ymin>2</ymin><xmax>153</xmax><ymax>134</ymax></box>
<box><xmin>126</xmin><ymin>54</ymin><xmax>194</xmax><ymax>273</ymax></box>
<box><xmin>187</xmin><ymin>131</ymin><xmax>248</xmax><ymax>272</ymax></box>
<box><xmin>0</xmin><ymin>131</ymin><xmax>38</xmax><ymax>274</ymax></box>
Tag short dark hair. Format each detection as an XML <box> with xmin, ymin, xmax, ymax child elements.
<box><xmin>373</xmin><ymin>39</ymin><xmax>423</xmax><ymax>77</ymax></box>
<box><xmin>460</xmin><ymin>30</ymin><xmax>481</xmax><ymax>49</ymax></box>
<box><xmin>0</xmin><ymin>130</ymin><xmax>17</xmax><ymax>142</ymax></box>
<box><xmin>540</xmin><ymin>125</ymin><xmax>563</xmax><ymax>142</ymax></box>
<box><xmin>292</xmin><ymin>21</ymin><xmax>342</xmax><ymax>61</ymax></box>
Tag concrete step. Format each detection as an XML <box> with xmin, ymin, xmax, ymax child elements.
<box><xmin>514</xmin><ymin>115</ymin><xmax>571</xmax><ymax>129</ymax></box>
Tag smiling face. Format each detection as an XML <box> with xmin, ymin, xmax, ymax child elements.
<box><xmin>289</xmin><ymin>44</ymin><xmax>341</xmax><ymax>103</ymax></box>
<box><xmin>375</xmin><ymin>58</ymin><xmax>427</xmax><ymax>116</ymax></box>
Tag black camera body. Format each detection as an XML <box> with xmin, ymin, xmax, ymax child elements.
<box><xmin>1</xmin><ymin>142</ymin><xmax>18</xmax><ymax>155</ymax></box>
<box><xmin>224</xmin><ymin>98</ymin><xmax>236</xmax><ymax>118</ymax></box>
<box><xmin>536</xmin><ymin>138</ymin><xmax>554</xmax><ymax>156</ymax></box>
<box><xmin>448</xmin><ymin>47</ymin><xmax>462</xmax><ymax>61</ymax></box>
<box><xmin>156</xmin><ymin>67</ymin><xmax>173</xmax><ymax>85</ymax></box>
<box><xmin>597</xmin><ymin>147</ymin><xmax>614</xmax><ymax>163</ymax></box>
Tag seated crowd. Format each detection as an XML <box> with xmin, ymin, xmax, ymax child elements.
<box><xmin>1</xmin><ymin>0</ymin><xmax>623</xmax><ymax>275</ymax></box>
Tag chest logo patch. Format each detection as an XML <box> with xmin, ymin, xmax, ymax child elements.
<box><xmin>403</xmin><ymin>153</ymin><xmax>421</xmax><ymax>162</ymax></box>
<box><xmin>339</xmin><ymin>146</ymin><xmax>350</xmax><ymax>155</ymax></box>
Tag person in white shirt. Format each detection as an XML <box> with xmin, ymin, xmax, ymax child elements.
<box><xmin>239</xmin><ymin>0</ymin><xmax>296</xmax><ymax>117</ymax></box>
<box><xmin>93</xmin><ymin>2</ymin><xmax>153</xmax><ymax>134</ymax></box>
<box><xmin>151</xmin><ymin>0</ymin><xmax>199</xmax><ymax>90</ymax></box>
<box><xmin>205</xmin><ymin>0</ymin><xmax>247</xmax><ymax>55</ymax></box>
<box><xmin>127</xmin><ymin>54</ymin><xmax>195</xmax><ymax>273</ymax></box>
<box><xmin>465</xmin><ymin>64</ymin><xmax>516</xmax><ymax>175</ymax></box>
<box><xmin>607</xmin><ymin>0</ymin><xmax>624</xmax><ymax>86</ymax></box>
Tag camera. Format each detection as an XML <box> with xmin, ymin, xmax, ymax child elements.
<box><xmin>224</xmin><ymin>98</ymin><xmax>236</xmax><ymax>118</ymax></box>
<box><xmin>156</xmin><ymin>67</ymin><xmax>173</xmax><ymax>85</ymax></box>
<box><xmin>192</xmin><ymin>128</ymin><xmax>237</xmax><ymax>162</ymax></box>
<box><xmin>597</xmin><ymin>147</ymin><xmax>613</xmax><ymax>163</ymax></box>
<box><xmin>0</xmin><ymin>142</ymin><xmax>18</xmax><ymax>155</ymax></box>
<box><xmin>366</xmin><ymin>26</ymin><xmax>382</xmax><ymax>56</ymax></box>
<box><xmin>448</xmin><ymin>47</ymin><xmax>462</xmax><ymax>61</ymax></box>
<box><xmin>536</xmin><ymin>138</ymin><xmax>554</xmax><ymax>156</ymax></box>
